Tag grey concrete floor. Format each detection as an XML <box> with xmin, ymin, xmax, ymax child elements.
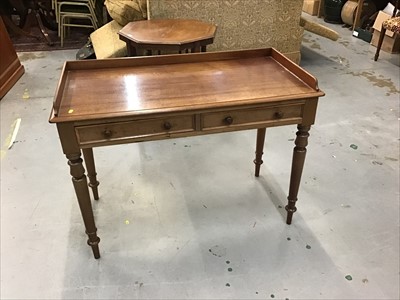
<box><xmin>1</xmin><ymin>19</ymin><xmax>399</xmax><ymax>299</ymax></box>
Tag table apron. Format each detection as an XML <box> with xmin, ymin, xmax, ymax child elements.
<box><xmin>75</xmin><ymin>117</ymin><xmax>303</xmax><ymax>148</ymax></box>
<box><xmin>75</xmin><ymin>102</ymin><xmax>308</xmax><ymax>148</ymax></box>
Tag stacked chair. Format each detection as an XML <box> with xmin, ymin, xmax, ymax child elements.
<box><xmin>53</xmin><ymin>0</ymin><xmax>104</xmax><ymax>46</ymax></box>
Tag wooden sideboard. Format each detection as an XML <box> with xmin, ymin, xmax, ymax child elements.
<box><xmin>0</xmin><ymin>16</ymin><xmax>24</xmax><ymax>100</ymax></box>
<box><xmin>50</xmin><ymin>48</ymin><xmax>324</xmax><ymax>259</ymax></box>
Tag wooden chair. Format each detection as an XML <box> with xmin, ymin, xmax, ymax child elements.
<box><xmin>374</xmin><ymin>0</ymin><xmax>400</xmax><ymax>61</ymax></box>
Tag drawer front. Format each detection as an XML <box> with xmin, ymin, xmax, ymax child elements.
<box><xmin>201</xmin><ymin>104</ymin><xmax>302</xmax><ymax>130</ymax></box>
<box><xmin>76</xmin><ymin>115</ymin><xmax>195</xmax><ymax>145</ymax></box>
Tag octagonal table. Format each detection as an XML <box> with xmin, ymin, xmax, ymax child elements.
<box><xmin>119</xmin><ymin>19</ymin><xmax>217</xmax><ymax>56</ymax></box>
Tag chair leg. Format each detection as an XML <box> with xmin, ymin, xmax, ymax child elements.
<box><xmin>87</xmin><ymin>4</ymin><xmax>99</xmax><ymax>27</ymax></box>
<box><xmin>91</xmin><ymin>16</ymin><xmax>98</xmax><ymax>30</ymax></box>
<box><xmin>56</xmin><ymin>1</ymin><xmax>60</xmax><ymax>24</ymax></box>
<box><xmin>58</xmin><ymin>11</ymin><xmax>61</xmax><ymax>37</ymax></box>
<box><xmin>374</xmin><ymin>26</ymin><xmax>387</xmax><ymax>61</ymax></box>
<box><xmin>61</xmin><ymin>15</ymin><xmax>65</xmax><ymax>47</ymax></box>
<box><xmin>67</xmin><ymin>20</ymin><xmax>70</xmax><ymax>37</ymax></box>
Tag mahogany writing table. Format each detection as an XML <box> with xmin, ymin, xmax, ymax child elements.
<box><xmin>49</xmin><ymin>48</ymin><xmax>325</xmax><ymax>259</ymax></box>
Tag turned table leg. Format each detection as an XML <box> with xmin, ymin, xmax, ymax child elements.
<box><xmin>191</xmin><ymin>46</ymin><xmax>201</xmax><ymax>53</ymax></box>
<box><xmin>125</xmin><ymin>42</ymin><xmax>137</xmax><ymax>57</ymax></box>
<box><xmin>67</xmin><ymin>153</ymin><xmax>101</xmax><ymax>259</ymax></box>
<box><xmin>254</xmin><ymin>128</ymin><xmax>266</xmax><ymax>177</ymax></box>
<box><xmin>82</xmin><ymin>148</ymin><xmax>99</xmax><ymax>200</ymax></box>
<box><xmin>286</xmin><ymin>125</ymin><xmax>310</xmax><ymax>225</ymax></box>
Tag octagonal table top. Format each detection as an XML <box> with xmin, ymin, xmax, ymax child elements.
<box><xmin>118</xmin><ymin>19</ymin><xmax>217</xmax><ymax>45</ymax></box>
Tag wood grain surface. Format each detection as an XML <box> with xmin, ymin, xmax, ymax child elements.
<box><xmin>50</xmin><ymin>49</ymin><xmax>323</xmax><ymax>123</ymax></box>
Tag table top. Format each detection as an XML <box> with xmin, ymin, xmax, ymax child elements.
<box><xmin>118</xmin><ymin>19</ymin><xmax>217</xmax><ymax>45</ymax></box>
<box><xmin>50</xmin><ymin>48</ymin><xmax>324</xmax><ymax>123</ymax></box>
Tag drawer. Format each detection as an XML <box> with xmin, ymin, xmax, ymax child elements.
<box><xmin>76</xmin><ymin>115</ymin><xmax>195</xmax><ymax>145</ymax></box>
<box><xmin>201</xmin><ymin>104</ymin><xmax>302</xmax><ymax>130</ymax></box>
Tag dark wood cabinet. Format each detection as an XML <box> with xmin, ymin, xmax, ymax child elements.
<box><xmin>0</xmin><ymin>16</ymin><xmax>24</xmax><ymax>99</ymax></box>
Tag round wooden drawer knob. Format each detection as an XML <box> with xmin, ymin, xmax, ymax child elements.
<box><xmin>103</xmin><ymin>129</ymin><xmax>113</xmax><ymax>138</ymax></box>
<box><xmin>163</xmin><ymin>121</ymin><xmax>172</xmax><ymax>130</ymax></box>
<box><xmin>274</xmin><ymin>111</ymin><xmax>284</xmax><ymax>119</ymax></box>
<box><xmin>224</xmin><ymin>116</ymin><xmax>233</xmax><ymax>125</ymax></box>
